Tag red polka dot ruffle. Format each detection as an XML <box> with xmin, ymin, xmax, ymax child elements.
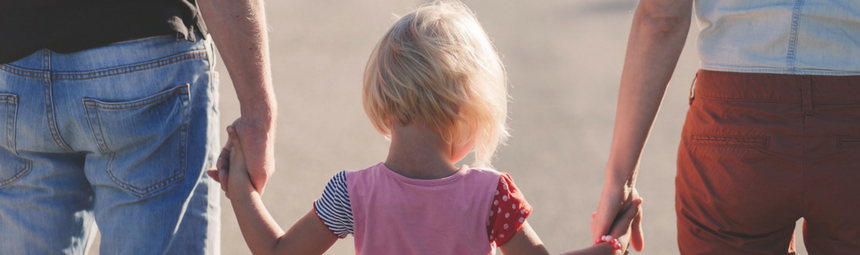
<box><xmin>487</xmin><ymin>173</ymin><xmax>532</xmax><ymax>247</ymax></box>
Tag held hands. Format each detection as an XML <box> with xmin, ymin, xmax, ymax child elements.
<box><xmin>206</xmin><ymin>132</ymin><xmax>234</xmax><ymax>197</ymax></box>
<box><xmin>592</xmin><ymin>185</ymin><xmax>644</xmax><ymax>252</ymax></box>
<box><xmin>207</xmin><ymin>117</ymin><xmax>276</xmax><ymax>196</ymax></box>
<box><xmin>593</xmin><ymin>197</ymin><xmax>643</xmax><ymax>254</ymax></box>
<box><xmin>213</xmin><ymin>125</ymin><xmax>256</xmax><ymax>198</ymax></box>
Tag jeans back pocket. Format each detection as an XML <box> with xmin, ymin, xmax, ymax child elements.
<box><xmin>83</xmin><ymin>84</ymin><xmax>190</xmax><ymax>196</ymax></box>
<box><xmin>0</xmin><ymin>94</ymin><xmax>30</xmax><ymax>187</ymax></box>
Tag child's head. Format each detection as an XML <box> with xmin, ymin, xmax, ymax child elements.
<box><xmin>363</xmin><ymin>0</ymin><xmax>508</xmax><ymax>167</ymax></box>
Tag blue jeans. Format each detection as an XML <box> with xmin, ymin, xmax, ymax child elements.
<box><xmin>0</xmin><ymin>34</ymin><xmax>220</xmax><ymax>254</ymax></box>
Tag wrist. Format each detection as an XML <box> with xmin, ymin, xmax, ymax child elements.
<box><xmin>228</xmin><ymin>188</ymin><xmax>261</xmax><ymax>205</ymax></box>
<box><xmin>228</xmin><ymin>180</ymin><xmax>260</xmax><ymax>201</ymax></box>
<box><xmin>237</xmin><ymin>113</ymin><xmax>277</xmax><ymax>131</ymax></box>
<box><xmin>594</xmin><ymin>235</ymin><xmax>624</xmax><ymax>255</ymax></box>
<box><xmin>240</xmin><ymin>106</ymin><xmax>277</xmax><ymax>124</ymax></box>
<box><xmin>604</xmin><ymin>164</ymin><xmax>637</xmax><ymax>188</ymax></box>
<box><xmin>238</xmin><ymin>92</ymin><xmax>277</xmax><ymax>120</ymax></box>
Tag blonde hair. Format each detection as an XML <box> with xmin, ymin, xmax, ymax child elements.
<box><xmin>363</xmin><ymin>0</ymin><xmax>508</xmax><ymax>167</ymax></box>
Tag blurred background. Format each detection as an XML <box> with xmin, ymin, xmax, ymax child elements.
<box><xmin>86</xmin><ymin>0</ymin><xmax>809</xmax><ymax>254</ymax></box>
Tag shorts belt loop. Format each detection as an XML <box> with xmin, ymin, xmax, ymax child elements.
<box><xmin>689</xmin><ymin>72</ymin><xmax>699</xmax><ymax>105</ymax></box>
<box><xmin>801</xmin><ymin>76</ymin><xmax>813</xmax><ymax>115</ymax></box>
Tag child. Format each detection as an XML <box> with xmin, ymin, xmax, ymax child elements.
<box><xmin>215</xmin><ymin>1</ymin><xmax>642</xmax><ymax>254</ymax></box>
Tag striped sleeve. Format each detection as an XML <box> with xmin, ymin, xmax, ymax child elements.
<box><xmin>313</xmin><ymin>170</ymin><xmax>354</xmax><ymax>238</ymax></box>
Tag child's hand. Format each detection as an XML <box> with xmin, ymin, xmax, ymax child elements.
<box><xmin>225</xmin><ymin>125</ymin><xmax>256</xmax><ymax>198</ymax></box>
<box><xmin>596</xmin><ymin>198</ymin><xmax>643</xmax><ymax>254</ymax></box>
<box><xmin>207</xmin><ymin>137</ymin><xmax>234</xmax><ymax>196</ymax></box>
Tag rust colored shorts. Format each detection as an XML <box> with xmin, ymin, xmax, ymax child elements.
<box><xmin>676</xmin><ymin>70</ymin><xmax>860</xmax><ymax>254</ymax></box>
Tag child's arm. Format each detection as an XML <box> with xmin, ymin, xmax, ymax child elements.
<box><xmin>500</xmin><ymin>198</ymin><xmax>643</xmax><ymax>255</ymax></box>
<box><xmin>226</xmin><ymin>126</ymin><xmax>338</xmax><ymax>255</ymax></box>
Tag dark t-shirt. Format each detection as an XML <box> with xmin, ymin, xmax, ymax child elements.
<box><xmin>0</xmin><ymin>0</ymin><xmax>207</xmax><ymax>64</ymax></box>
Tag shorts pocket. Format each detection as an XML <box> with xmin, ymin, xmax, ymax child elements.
<box><xmin>84</xmin><ymin>84</ymin><xmax>190</xmax><ymax>196</ymax></box>
<box><xmin>692</xmin><ymin>135</ymin><xmax>769</xmax><ymax>149</ymax></box>
<box><xmin>686</xmin><ymin>134</ymin><xmax>782</xmax><ymax>198</ymax></box>
<box><xmin>0</xmin><ymin>94</ymin><xmax>31</xmax><ymax>188</ymax></box>
<box><xmin>838</xmin><ymin>136</ymin><xmax>860</xmax><ymax>148</ymax></box>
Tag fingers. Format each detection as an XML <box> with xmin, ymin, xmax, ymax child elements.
<box><xmin>215</xmin><ymin>138</ymin><xmax>233</xmax><ymax>195</ymax></box>
<box><xmin>206</xmin><ymin>169</ymin><xmax>220</xmax><ymax>182</ymax></box>
<box><xmin>592</xmin><ymin>190</ymin><xmax>626</xmax><ymax>240</ymax></box>
<box><xmin>216</xmin><ymin>139</ymin><xmax>232</xmax><ymax>171</ymax></box>
<box><xmin>219</xmin><ymin>165</ymin><xmax>229</xmax><ymax>198</ymax></box>
<box><xmin>226</xmin><ymin>125</ymin><xmax>248</xmax><ymax>175</ymax></box>
<box><xmin>620</xmin><ymin>198</ymin><xmax>642</xmax><ymax>225</ymax></box>
<box><xmin>609</xmin><ymin>198</ymin><xmax>642</xmax><ymax>235</ymax></box>
<box><xmin>603</xmin><ymin>198</ymin><xmax>642</xmax><ymax>254</ymax></box>
<box><xmin>627</xmin><ymin>189</ymin><xmax>644</xmax><ymax>251</ymax></box>
<box><xmin>631</xmin><ymin>203</ymin><xmax>644</xmax><ymax>251</ymax></box>
<box><xmin>227</xmin><ymin>125</ymin><xmax>242</xmax><ymax>152</ymax></box>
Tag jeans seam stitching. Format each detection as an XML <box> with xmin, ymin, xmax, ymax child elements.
<box><xmin>84</xmin><ymin>85</ymin><xmax>188</xmax><ymax>110</ymax></box>
<box><xmin>0</xmin><ymin>160</ymin><xmax>31</xmax><ymax>188</ymax></box>
<box><xmin>41</xmin><ymin>51</ymin><xmax>75</xmax><ymax>153</ymax></box>
<box><xmin>85</xmin><ymin>101</ymin><xmax>112</xmax><ymax>153</ymax></box>
<box><xmin>53</xmin><ymin>51</ymin><xmax>207</xmax><ymax>80</ymax></box>
<box><xmin>2</xmin><ymin>98</ymin><xmax>6</xmax><ymax>149</ymax></box>
<box><xmin>3</xmin><ymin>96</ymin><xmax>10</xmax><ymax>150</ymax></box>
<box><xmin>6</xmin><ymin>95</ymin><xmax>16</xmax><ymax>155</ymax></box>
<box><xmin>0</xmin><ymin>64</ymin><xmax>50</xmax><ymax>78</ymax></box>
<box><xmin>785</xmin><ymin>0</ymin><xmax>806</xmax><ymax>72</ymax></box>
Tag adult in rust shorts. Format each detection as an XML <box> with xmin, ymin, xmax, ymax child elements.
<box><xmin>590</xmin><ymin>0</ymin><xmax>860</xmax><ymax>254</ymax></box>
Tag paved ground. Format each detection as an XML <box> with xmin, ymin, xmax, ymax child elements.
<box><xmin>88</xmin><ymin>0</ymin><xmax>809</xmax><ymax>254</ymax></box>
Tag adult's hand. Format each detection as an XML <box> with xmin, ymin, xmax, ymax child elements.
<box><xmin>209</xmin><ymin>117</ymin><xmax>275</xmax><ymax>195</ymax></box>
<box><xmin>592</xmin><ymin>185</ymin><xmax>643</xmax><ymax>252</ymax></box>
<box><xmin>230</xmin><ymin>117</ymin><xmax>276</xmax><ymax>194</ymax></box>
<box><xmin>595</xmin><ymin>197</ymin><xmax>643</xmax><ymax>254</ymax></box>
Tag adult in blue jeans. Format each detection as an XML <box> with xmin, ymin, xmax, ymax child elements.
<box><xmin>0</xmin><ymin>0</ymin><xmax>277</xmax><ymax>254</ymax></box>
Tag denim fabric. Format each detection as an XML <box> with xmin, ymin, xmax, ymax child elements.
<box><xmin>695</xmin><ymin>0</ymin><xmax>860</xmax><ymax>75</ymax></box>
<box><xmin>0</xmin><ymin>34</ymin><xmax>220</xmax><ymax>254</ymax></box>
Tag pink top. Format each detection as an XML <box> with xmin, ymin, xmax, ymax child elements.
<box><xmin>313</xmin><ymin>163</ymin><xmax>532</xmax><ymax>254</ymax></box>
<box><xmin>347</xmin><ymin>163</ymin><xmax>501</xmax><ymax>255</ymax></box>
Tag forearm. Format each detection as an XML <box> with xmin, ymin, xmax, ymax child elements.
<box><xmin>198</xmin><ymin>0</ymin><xmax>277</xmax><ymax>122</ymax></box>
<box><xmin>200</xmin><ymin>0</ymin><xmax>278</xmax><ymax>192</ymax></box>
<box><xmin>230</xmin><ymin>188</ymin><xmax>285</xmax><ymax>255</ymax></box>
<box><xmin>605</xmin><ymin>0</ymin><xmax>692</xmax><ymax>187</ymax></box>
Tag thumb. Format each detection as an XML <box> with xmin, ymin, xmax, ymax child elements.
<box><xmin>206</xmin><ymin>169</ymin><xmax>220</xmax><ymax>182</ymax></box>
<box><xmin>631</xmin><ymin>203</ymin><xmax>645</xmax><ymax>251</ymax></box>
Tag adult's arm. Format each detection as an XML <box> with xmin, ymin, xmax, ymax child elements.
<box><xmin>590</xmin><ymin>0</ymin><xmax>693</xmax><ymax>251</ymax></box>
<box><xmin>198</xmin><ymin>0</ymin><xmax>278</xmax><ymax>194</ymax></box>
